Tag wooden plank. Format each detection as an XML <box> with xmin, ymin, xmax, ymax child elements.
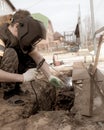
<box><xmin>72</xmin><ymin>62</ymin><xmax>90</xmax><ymax>81</ymax></box>
<box><xmin>95</xmin><ymin>67</ymin><xmax>104</xmax><ymax>81</ymax></box>
<box><xmin>91</xmin><ymin>35</ymin><xmax>103</xmax><ymax>75</ymax></box>
<box><xmin>92</xmin><ymin>79</ymin><xmax>104</xmax><ymax>122</ymax></box>
<box><xmin>72</xmin><ymin>61</ymin><xmax>92</xmax><ymax>116</ymax></box>
<box><xmin>73</xmin><ymin>79</ymin><xmax>92</xmax><ymax>116</ymax></box>
<box><xmin>73</xmin><ymin>62</ymin><xmax>85</xmax><ymax>69</ymax></box>
<box><xmin>82</xmin><ymin>79</ymin><xmax>92</xmax><ymax>116</ymax></box>
<box><xmin>89</xmin><ymin>67</ymin><xmax>104</xmax><ymax>121</ymax></box>
<box><xmin>94</xmin><ymin>68</ymin><xmax>104</xmax><ymax>98</ymax></box>
<box><xmin>89</xmin><ymin>65</ymin><xmax>104</xmax><ymax>121</ymax></box>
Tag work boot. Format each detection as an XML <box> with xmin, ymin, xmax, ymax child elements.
<box><xmin>3</xmin><ymin>83</ymin><xmax>23</xmax><ymax>100</ymax></box>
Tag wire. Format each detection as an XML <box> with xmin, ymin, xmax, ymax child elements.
<box><xmin>26</xmin><ymin>0</ymin><xmax>44</xmax><ymax>9</ymax></box>
<box><xmin>30</xmin><ymin>81</ymin><xmax>39</xmax><ymax>109</ymax></box>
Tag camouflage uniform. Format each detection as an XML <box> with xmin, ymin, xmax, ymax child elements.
<box><xmin>0</xmin><ymin>16</ymin><xmax>45</xmax><ymax>99</ymax></box>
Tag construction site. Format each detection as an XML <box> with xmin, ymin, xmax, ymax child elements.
<box><xmin>0</xmin><ymin>25</ymin><xmax>104</xmax><ymax>130</ymax></box>
<box><xmin>0</xmin><ymin>38</ymin><xmax>104</xmax><ymax>130</ymax></box>
<box><xmin>0</xmin><ymin>0</ymin><xmax>104</xmax><ymax>130</ymax></box>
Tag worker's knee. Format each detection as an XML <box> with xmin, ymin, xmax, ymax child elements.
<box><xmin>4</xmin><ymin>48</ymin><xmax>18</xmax><ymax>58</ymax></box>
<box><xmin>0</xmin><ymin>48</ymin><xmax>19</xmax><ymax>72</ymax></box>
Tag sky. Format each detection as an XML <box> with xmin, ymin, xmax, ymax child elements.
<box><xmin>10</xmin><ymin>0</ymin><xmax>104</xmax><ymax>34</ymax></box>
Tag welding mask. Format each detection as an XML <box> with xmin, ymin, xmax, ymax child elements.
<box><xmin>18</xmin><ymin>16</ymin><xmax>46</xmax><ymax>53</ymax></box>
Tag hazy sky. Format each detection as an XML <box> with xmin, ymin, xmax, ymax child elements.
<box><xmin>10</xmin><ymin>0</ymin><xmax>104</xmax><ymax>33</ymax></box>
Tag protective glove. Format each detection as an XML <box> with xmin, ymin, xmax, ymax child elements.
<box><xmin>23</xmin><ymin>68</ymin><xmax>38</xmax><ymax>82</ymax></box>
<box><xmin>48</xmin><ymin>75</ymin><xmax>64</xmax><ymax>88</ymax></box>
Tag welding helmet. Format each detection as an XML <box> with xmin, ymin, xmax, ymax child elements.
<box><xmin>18</xmin><ymin>16</ymin><xmax>46</xmax><ymax>53</ymax></box>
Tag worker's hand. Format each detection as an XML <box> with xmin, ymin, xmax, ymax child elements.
<box><xmin>23</xmin><ymin>68</ymin><xmax>38</xmax><ymax>82</ymax></box>
<box><xmin>48</xmin><ymin>75</ymin><xmax>64</xmax><ymax>88</ymax></box>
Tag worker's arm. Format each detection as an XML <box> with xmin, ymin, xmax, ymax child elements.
<box><xmin>0</xmin><ymin>69</ymin><xmax>23</xmax><ymax>82</ymax></box>
<box><xmin>29</xmin><ymin>49</ymin><xmax>64</xmax><ymax>88</ymax></box>
<box><xmin>0</xmin><ymin>68</ymin><xmax>37</xmax><ymax>82</ymax></box>
<box><xmin>29</xmin><ymin>48</ymin><xmax>51</xmax><ymax>78</ymax></box>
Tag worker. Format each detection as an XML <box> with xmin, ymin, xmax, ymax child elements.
<box><xmin>0</xmin><ymin>9</ymin><xmax>62</xmax><ymax>100</ymax></box>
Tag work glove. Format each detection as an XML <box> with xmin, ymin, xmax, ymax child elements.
<box><xmin>23</xmin><ymin>68</ymin><xmax>38</xmax><ymax>82</ymax></box>
<box><xmin>48</xmin><ymin>75</ymin><xmax>64</xmax><ymax>88</ymax></box>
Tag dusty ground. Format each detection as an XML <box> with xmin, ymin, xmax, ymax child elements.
<box><xmin>0</xmin><ymin>50</ymin><xmax>104</xmax><ymax>130</ymax></box>
<box><xmin>0</xmin><ymin>77</ymin><xmax>103</xmax><ymax>130</ymax></box>
<box><xmin>0</xmin><ymin>74</ymin><xmax>102</xmax><ymax>130</ymax></box>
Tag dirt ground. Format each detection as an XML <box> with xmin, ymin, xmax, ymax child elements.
<box><xmin>0</xmin><ymin>76</ymin><xmax>102</xmax><ymax>130</ymax></box>
<box><xmin>0</xmin><ymin>75</ymin><xmax>101</xmax><ymax>130</ymax></box>
<box><xmin>0</xmin><ymin>51</ymin><xmax>104</xmax><ymax>130</ymax></box>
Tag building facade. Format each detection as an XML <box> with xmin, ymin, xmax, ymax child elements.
<box><xmin>0</xmin><ymin>0</ymin><xmax>16</xmax><ymax>26</ymax></box>
<box><xmin>0</xmin><ymin>0</ymin><xmax>15</xmax><ymax>15</ymax></box>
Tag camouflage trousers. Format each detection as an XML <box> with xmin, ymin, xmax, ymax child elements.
<box><xmin>0</xmin><ymin>48</ymin><xmax>20</xmax><ymax>99</ymax></box>
<box><xmin>0</xmin><ymin>48</ymin><xmax>37</xmax><ymax>99</ymax></box>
